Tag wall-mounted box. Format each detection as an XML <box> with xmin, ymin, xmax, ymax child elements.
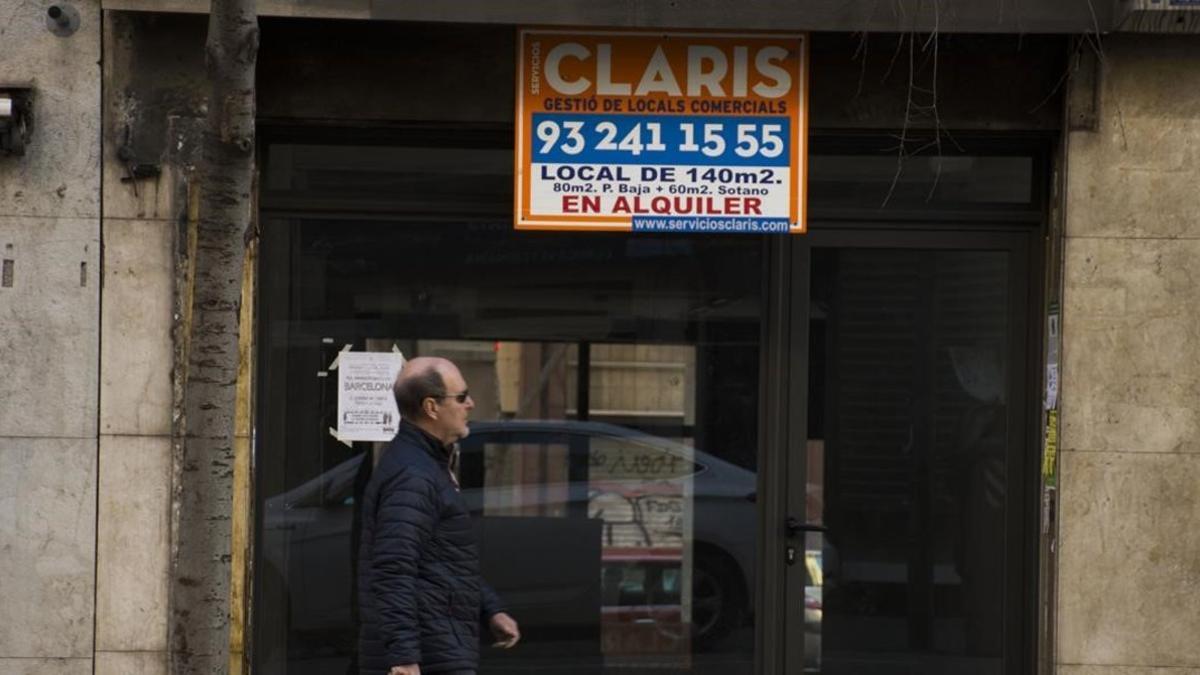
<box><xmin>0</xmin><ymin>85</ymin><xmax>34</xmax><ymax>157</ymax></box>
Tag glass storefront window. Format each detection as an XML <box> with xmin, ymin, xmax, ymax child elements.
<box><xmin>255</xmin><ymin>133</ymin><xmax>1043</xmax><ymax>675</ymax></box>
<box><xmin>255</xmin><ymin>188</ymin><xmax>763</xmax><ymax>673</ymax></box>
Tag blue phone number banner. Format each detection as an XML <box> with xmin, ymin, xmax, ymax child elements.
<box><xmin>532</xmin><ymin>113</ymin><xmax>791</xmax><ymax>167</ymax></box>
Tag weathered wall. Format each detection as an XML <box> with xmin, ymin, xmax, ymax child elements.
<box><xmin>0</xmin><ymin>7</ymin><xmax>207</xmax><ymax>675</ymax></box>
<box><xmin>256</xmin><ymin>21</ymin><xmax>1065</xmax><ymax>131</ymax></box>
<box><xmin>100</xmin><ymin>0</ymin><xmax>1117</xmax><ymax>33</ymax></box>
<box><xmin>1059</xmin><ymin>35</ymin><xmax>1200</xmax><ymax>675</ymax></box>
<box><xmin>100</xmin><ymin>11</ymin><xmax>207</xmax><ymax>675</ymax></box>
<box><xmin>0</xmin><ymin>0</ymin><xmax>102</xmax><ymax>672</ymax></box>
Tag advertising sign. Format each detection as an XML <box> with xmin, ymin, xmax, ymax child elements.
<box><xmin>336</xmin><ymin>351</ymin><xmax>405</xmax><ymax>442</ymax></box>
<box><xmin>515</xmin><ymin>29</ymin><xmax>809</xmax><ymax>234</ymax></box>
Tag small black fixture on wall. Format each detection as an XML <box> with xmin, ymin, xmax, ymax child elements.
<box><xmin>46</xmin><ymin>3</ymin><xmax>81</xmax><ymax>37</ymax></box>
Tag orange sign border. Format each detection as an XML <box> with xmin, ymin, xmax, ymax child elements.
<box><xmin>514</xmin><ymin>27</ymin><xmax>810</xmax><ymax>234</ymax></box>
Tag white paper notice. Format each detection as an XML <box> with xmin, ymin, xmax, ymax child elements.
<box><xmin>1045</xmin><ymin>313</ymin><xmax>1060</xmax><ymax>410</ymax></box>
<box><xmin>336</xmin><ymin>351</ymin><xmax>405</xmax><ymax>442</ymax></box>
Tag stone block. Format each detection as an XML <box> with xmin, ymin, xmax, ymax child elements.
<box><xmin>1064</xmin><ymin>238</ymin><xmax>1200</xmax><ymax>318</ymax></box>
<box><xmin>1101</xmin><ymin>35</ymin><xmax>1200</xmax><ymax>120</ymax></box>
<box><xmin>0</xmin><ymin>0</ymin><xmax>101</xmax><ymax>220</ymax></box>
<box><xmin>1061</xmin><ymin>238</ymin><xmax>1200</xmax><ymax>454</ymax></box>
<box><xmin>1062</xmin><ymin>398</ymin><xmax>1200</xmax><ymax>456</ymax></box>
<box><xmin>98</xmin><ymin>10</ymin><xmax>184</xmax><ymax>222</ymax></box>
<box><xmin>99</xmin><ymin>219</ymin><xmax>175</xmax><ymax>436</ymax></box>
<box><xmin>95</xmin><ymin>435</ymin><xmax>170</xmax><ymax>652</ymax></box>
<box><xmin>1067</xmin><ymin>118</ymin><xmax>1200</xmax><ymax>239</ymax></box>
<box><xmin>0</xmin><ymin>437</ymin><xmax>96</xmax><ymax>658</ymax></box>
<box><xmin>0</xmin><ymin>658</ymin><xmax>91</xmax><ymax>674</ymax></box>
<box><xmin>1060</xmin><ymin>662</ymin><xmax>1200</xmax><ymax>667</ymax></box>
<box><xmin>95</xmin><ymin>650</ymin><xmax>168</xmax><ymax>675</ymax></box>
<box><xmin>0</xmin><ymin>216</ymin><xmax>100</xmax><ymax>438</ymax></box>
<box><xmin>1058</xmin><ymin>451</ymin><xmax>1200</xmax><ymax>667</ymax></box>
<box><xmin>1066</xmin><ymin>35</ymin><xmax>1200</xmax><ymax>239</ymax></box>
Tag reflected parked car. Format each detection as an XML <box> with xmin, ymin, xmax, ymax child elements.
<box><xmin>261</xmin><ymin>420</ymin><xmax>822</xmax><ymax>664</ymax></box>
<box><xmin>458</xmin><ymin>420</ymin><xmax>760</xmax><ymax>652</ymax></box>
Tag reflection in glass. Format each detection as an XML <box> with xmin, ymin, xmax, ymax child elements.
<box><xmin>808</xmin><ymin>155</ymin><xmax>1034</xmax><ymax>208</ymax></box>
<box><xmin>808</xmin><ymin>248</ymin><xmax>1010</xmax><ymax>675</ymax></box>
<box><xmin>255</xmin><ymin>214</ymin><xmax>762</xmax><ymax>675</ymax></box>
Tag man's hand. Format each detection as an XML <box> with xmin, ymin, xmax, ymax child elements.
<box><xmin>489</xmin><ymin>612</ymin><xmax>521</xmax><ymax>649</ymax></box>
<box><xmin>389</xmin><ymin>665</ymin><xmax>420</xmax><ymax>675</ymax></box>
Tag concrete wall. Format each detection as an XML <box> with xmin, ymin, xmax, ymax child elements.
<box><xmin>99</xmin><ymin>0</ymin><xmax>1116</xmax><ymax>33</ymax></box>
<box><xmin>1059</xmin><ymin>35</ymin><xmax>1200</xmax><ymax>675</ymax></box>
<box><xmin>0</xmin><ymin>3</ymin><xmax>180</xmax><ymax>674</ymax></box>
<box><xmin>0</xmin><ymin>0</ymin><xmax>101</xmax><ymax>673</ymax></box>
<box><xmin>94</xmin><ymin>11</ymin><xmax>197</xmax><ymax>675</ymax></box>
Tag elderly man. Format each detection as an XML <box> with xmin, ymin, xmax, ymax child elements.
<box><xmin>357</xmin><ymin>356</ymin><xmax>520</xmax><ymax>675</ymax></box>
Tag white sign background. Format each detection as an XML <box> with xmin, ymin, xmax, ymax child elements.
<box><xmin>336</xmin><ymin>351</ymin><xmax>405</xmax><ymax>442</ymax></box>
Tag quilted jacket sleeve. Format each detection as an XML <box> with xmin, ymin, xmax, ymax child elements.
<box><xmin>372</xmin><ymin>466</ymin><xmax>437</xmax><ymax>667</ymax></box>
<box><xmin>480</xmin><ymin>579</ymin><xmax>506</xmax><ymax>621</ymax></box>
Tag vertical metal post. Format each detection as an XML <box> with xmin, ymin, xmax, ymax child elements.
<box><xmin>784</xmin><ymin>238</ymin><xmax>812</xmax><ymax>670</ymax></box>
<box><xmin>576</xmin><ymin>341</ymin><xmax>590</xmax><ymax>422</ymax></box>
<box><xmin>569</xmin><ymin>341</ymin><xmax>591</xmax><ymax>519</ymax></box>
<box><xmin>757</xmin><ymin>235</ymin><xmax>812</xmax><ymax>673</ymax></box>
<box><xmin>756</xmin><ymin>236</ymin><xmax>788</xmax><ymax>675</ymax></box>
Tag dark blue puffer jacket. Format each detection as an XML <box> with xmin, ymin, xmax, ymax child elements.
<box><xmin>357</xmin><ymin>422</ymin><xmax>504</xmax><ymax>674</ymax></box>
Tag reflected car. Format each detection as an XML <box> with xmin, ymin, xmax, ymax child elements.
<box><xmin>457</xmin><ymin>420</ymin><xmax>760</xmax><ymax>651</ymax></box>
<box><xmin>261</xmin><ymin>420</ymin><xmax>812</xmax><ymax>661</ymax></box>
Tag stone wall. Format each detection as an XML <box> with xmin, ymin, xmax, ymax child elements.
<box><xmin>1059</xmin><ymin>34</ymin><xmax>1200</xmax><ymax>675</ymax></box>
<box><xmin>93</xmin><ymin>11</ymin><xmax>199</xmax><ymax>675</ymax></box>
<box><xmin>0</xmin><ymin>2</ymin><xmax>184</xmax><ymax>674</ymax></box>
<box><xmin>0</xmin><ymin>0</ymin><xmax>101</xmax><ymax>672</ymax></box>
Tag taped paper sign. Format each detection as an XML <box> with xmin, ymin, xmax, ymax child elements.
<box><xmin>336</xmin><ymin>351</ymin><xmax>405</xmax><ymax>442</ymax></box>
<box><xmin>1045</xmin><ymin>312</ymin><xmax>1060</xmax><ymax>410</ymax></box>
<box><xmin>1042</xmin><ymin>409</ymin><xmax>1059</xmax><ymax>485</ymax></box>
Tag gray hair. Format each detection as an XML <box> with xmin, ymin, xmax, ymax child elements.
<box><xmin>393</xmin><ymin>367</ymin><xmax>446</xmax><ymax>420</ymax></box>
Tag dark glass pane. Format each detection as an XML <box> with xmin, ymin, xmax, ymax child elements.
<box><xmin>808</xmin><ymin>248</ymin><xmax>1010</xmax><ymax>675</ymax></box>
<box><xmin>809</xmin><ymin>155</ymin><xmax>1034</xmax><ymax>210</ymax></box>
<box><xmin>255</xmin><ymin>174</ymin><xmax>763</xmax><ymax>674</ymax></box>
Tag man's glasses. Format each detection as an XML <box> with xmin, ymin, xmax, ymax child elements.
<box><xmin>431</xmin><ymin>390</ymin><xmax>470</xmax><ymax>404</ymax></box>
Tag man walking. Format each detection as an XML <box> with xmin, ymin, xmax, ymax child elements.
<box><xmin>358</xmin><ymin>356</ymin><xmax>520</xmax><ymax>675</ymax></box>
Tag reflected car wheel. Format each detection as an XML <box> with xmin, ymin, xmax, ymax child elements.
<box><xmin>691</xmin><ymin>551</ymin><xmax>744</xmax><ymax>648</ymax></box>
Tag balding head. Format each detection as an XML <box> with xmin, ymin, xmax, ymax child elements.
<box><xmin>393</xmin><ymin>356</ymin><xmax>474</xmax><ymax>444</ymax></box>
<box><xmin>393</xmin><ymin>357</ymin><xmax>452</xmax><ymax>419</ymax></box>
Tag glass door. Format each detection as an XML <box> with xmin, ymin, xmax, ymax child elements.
<box><xmin>786</xmin><ymin>230</ymin><xmax>1036</xmax><ymax>675</ymax></box>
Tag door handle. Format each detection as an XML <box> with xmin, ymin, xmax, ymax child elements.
<box><xmin>785</xmin><ymin>516</ymin><xmax>827</xmax><ymax>538</ymax></box>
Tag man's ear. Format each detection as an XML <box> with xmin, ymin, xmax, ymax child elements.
<box><xmin>422</xmin><ymin>397</ymin><xmax>438</xmax><ymax>419</ymax></box>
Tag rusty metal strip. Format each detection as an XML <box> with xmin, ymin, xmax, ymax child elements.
<box><xmin>228</xmin><ymin>183</ymin><xmax>259</xmax><ymax>675</ymax></box>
